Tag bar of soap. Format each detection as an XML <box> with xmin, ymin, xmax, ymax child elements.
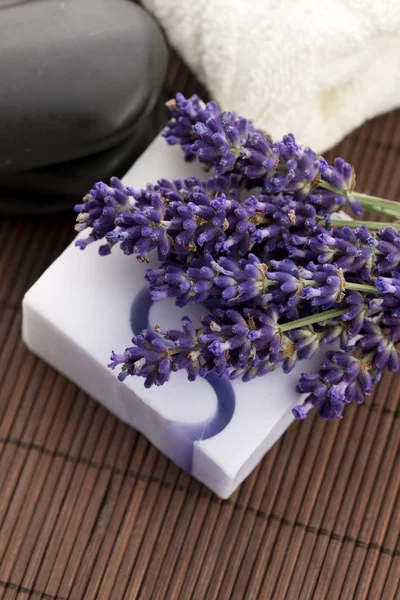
<box><xmin>22</xmin><ymin>137</ymin><xmax>323</xmax><ymax>498</ymax></box>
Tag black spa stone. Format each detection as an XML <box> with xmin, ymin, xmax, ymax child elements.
<box><xmin>0</xmin><ymin>0</ymin><xmax>168</xmax><ymax>214</ymax></box>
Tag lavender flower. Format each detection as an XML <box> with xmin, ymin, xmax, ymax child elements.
<box><xmin>164</xmin><ymin>93</ymin><xmax>360</xmax><ymax>215</ymax></box>
<box><xmin>146</xmin><ymin>255</ymin><xmax>349</xmax><ymax>317</ymax></box>
<box><xmin>374</xmin><ymin>227</ymin><xmax>400</xmax><ymax>274</ymax></box>
<box><xmin>76</xmin><ymin>177</ymin><xmax>260</xmax><ymax>261</ymax></box>
<box><xmin>368</xmin><ymin>275</ymin><xmax>400</xmax><ymax>316</ymax></box>
<box><xmin>145</xmin><ymin>255</ymin><xmax>265</xmax><ymax>307</ymax></box>
<box><xmin>109</xmin><ymin>307</ymin><xmax>285</xmax><ymax>385</ymax></box>
<box><xmin>289</xmin><ymin>223</ymin><xmax>400</xmax><ymax>282</ymax></box>
<box><xmin>294</xmin><ymin>314</ymin><xmax>400</xmax><ymax>419</ymax></box>
<box><xmin>74</xmin><ymin>92</ymin><xmax>400</xmax><ymax>421</ymax></box>
<box><xmin>145</xmin><ymin>256</ymin><xmax>218</xmax><ymax>306</ymax></box>
<box><xmin>263</xmin><ymin>134</ymin><xmax>321</xmax><ymax>200</ymax></box>
<box><xmin>294</xmin><ymin>351</ymin><xmax>373</xmax><ymax>419</ymax></box>
<box><xmin>162</xmin><ymin>93</ymin><xmax>220</xmax><ymax>161</ymax></box>
<box><xmin>357</xmin><ymin>317</ymin><xmax>400</xmax><ymax>373</ymax></box>
<box><xmin>341</xmin><ymin>291</ymin><xmax>367</xmax><ymax>340</ymax></box>
<box><xmin>191</xmin><ymin>112</ymin><xmax>251</xmax><ymax>175</ymax></box>
<box><xmin>238</xmin><ymin>131</ymin><xmax>278</xmax><ymax>179</ymax></box>
<box><xmin>109</xmin><ymin>328</ymin><xmax>173</xmax><ymax>387</ymax></box>
<box><xmin>289</xmin><ymin>225</ymin><xmax>376</xmax><ymax>278</ymax></box>
<box><xmin>282</xmin><ymin>326</ymin><xmax>322</xmax><ymax>373</ymax></box>
<box><xmin>317</xmin><ymin>157</ymin><xmax>361</xmax><ymax>215</ymax></box>
<box><xmin>74</xmin><ymin>177</ymin><xmax>133</xmax><ymax>254</ymax></box>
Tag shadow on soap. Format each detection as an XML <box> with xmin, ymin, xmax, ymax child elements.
<box><xmin>130</xmin><ymin>288</ymin><xmax>236</xmax><ymax>472</ymax></box>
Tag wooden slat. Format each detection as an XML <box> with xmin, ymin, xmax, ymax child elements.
<box><xmin>0</xmin><ymin>49</ymin><xmax>399</xmax><ymax>599</ymax></box>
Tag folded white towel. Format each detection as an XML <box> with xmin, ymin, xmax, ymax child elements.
<box><xmin>143</xmin><ymin>0</ymin><xmax>400</xmax><ymax>151</ymax></box>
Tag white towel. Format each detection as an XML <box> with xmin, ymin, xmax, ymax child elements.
<box><xmin>143</xmin><ymin>0</ymin><xmax>400</xmax><ymax>152</ymax></box>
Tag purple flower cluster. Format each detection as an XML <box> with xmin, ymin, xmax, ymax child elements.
<box><xmin>75</xmin><ymin>93</ymin><xmax>400</xmax><ymax>420</ymax></box>
<box><xmin>146</xmin><ymin>255</ymin><xmax>348</xmax><ymax>316</ymax></box>
<box><xmin>163</xmin><ymin>93</ymin><xmax>220</xmax><ymax>161</ymax></box>
<box><xmin>163</xmin><ymin>95</ymin><xmax>360</xmax><ymax>215</ymax></box>
<box><xmin>109</xmin><ymin>308</ymin><xmax>286</xmax><ymax>387</ymax></box>
<box><xmin>295</xmin><ymin>351</ymin><xmax>373</xmax><ymax>420</ymax></box>
<box><xmin>288</xmin><ymin>224</ymin><xmax>399</xmax><ymax>278</ymax></box>
<box><xmin>74</xmin><ymin>177</ymin><xmax>135</xmax><ymax>255</ymax></box>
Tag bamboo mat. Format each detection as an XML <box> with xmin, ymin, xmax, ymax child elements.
<box><xmin>0</xmin><ymin>51</ymin><xmax>400</xmax><ymax>600</ymax></box>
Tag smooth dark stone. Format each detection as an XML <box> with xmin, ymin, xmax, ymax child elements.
<box><xmin>0</xmin><ymin>96</ymin><xmax>168</xmax><ymax>215</ymax></box>
<box><xmin>0</xmin><ymin>0</ymin><xmax>167</xmax><ymax>175</ymax></box>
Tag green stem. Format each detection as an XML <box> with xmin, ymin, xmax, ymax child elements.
<box><xmin>361</xmin><ymin>205</ymin><xmax>400</xmax><ymax>220</ymax></box>
<box><xmin>280</xmin><ymin>308</ymin><xmax>346</xmax><ymax>332</ymax></box>
<box><xmin>262</xmin><ymin>279</ymin><xmax>377</xmax><ymax>294</ymax></box>
<box><xmin>319</xmin><ymin>181</ymin><xmax>400</xmax><ymax>219</ymax></box>
<box><xmin>353</xmin><ymin>195</ymin><xmax>400</xmax><ymax>219</ymax></box>
<box><xmin>345</xmin><ymin>282</ymin><xmax>378</xmax><ymax>293</ymax></box>
<box><xmin>260</xmin><ymin>214</ymin><xmax>398</xmax><ymax>231</ymax></box>
<box><xmin>361</xmin><ymin>349</ymin><xmax>376</xmax><ymax>364</ymax></box>
<box><xmin>261</xmin><ymin>212</ymin><xmax>399</xmax><ymax>232</ymax></box>
<box><xmin>353</xmin><ymin>192</ymin><xmax>400</xmax><ymax>213</ymax></box>
<box><xmin>293</xmin><ymin>280</ymin><xmax>377</xmax><ymax>294</ymax></box>
<box><xmin>329</xmin><ymin>219</ymin><xmax>400</xmax><ymax>232</ymax></box>
<box><xmin>355</xmin><ymin>202</ymin><xmax>400</xmax><ymax>220</ymax></box>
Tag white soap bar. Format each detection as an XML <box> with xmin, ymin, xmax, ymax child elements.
<box><xmin>22</xmin><ymin>136</ymin><xmax>322</xmax><ymax>498</ymax></box>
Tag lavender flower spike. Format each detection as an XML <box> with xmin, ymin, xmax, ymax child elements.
<box><xmin>109</xmin><ymin>307</ymin><xmax>285</xmax><ymax>385</ymax></box>
<box><xmin>162</xmin><ymin>93</ymin><xmax>220</xmax><ymax>161</ymax></box>
<box><xmin>75</xmin><ymin>91</ymin><xmax>400</xmax><ymax>422</ymax></box>
<box><xmin>294</xmin><ymin>350</ymin><xmax>372</xmax><ymax>420</ymax></box>
<box><xmin>166</xmin><ymin>93</ymin><xmax>362</xmax><ymax>216</ymax></box>
<box><xmin>191</xmin><ymin>112</ymin><xmax>251</xmax><ymax>175</ymax></box>
<box><xmin>74</xmin><ymin>177</ymin><xmax>133</xmax><ymax>254</ymax></box>
<box><xmin>146</xmin><ymin>256</ymin><xmax>350</xmax><ymax>317</ymax></box>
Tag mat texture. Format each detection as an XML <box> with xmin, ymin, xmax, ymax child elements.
<box><xmin>0</xmin><ymin>50</ymin><xmax>399</xmax><ymax>600</ymax></box>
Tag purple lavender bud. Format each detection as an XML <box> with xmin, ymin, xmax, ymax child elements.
<box><xmin>289</xmin><ymin>224</ymin><xmax>377</xmax><ymax>279</ymax></box>
<box><xmin>292</xmin><ymin>401</ymin><xmax>315</xmax><ymax>420</ymax></box>
<box><xmin>267</xmin><ymin>136</ymin><xmax>322</xmax><ymax>200</ymax></box>
<box><xmin>293</xmin><ymin>350</ymin><xmax>370</xmax><ymax>419</ymax></box>
<box><xmin>190</xmin><ymin>112</ymin><xmax>252</xmax><ymax>175</ymax></box>
<box><xmin>341</xmin><ymin>291</ymin><xmax>366</xmax><ymax>339</ymax></box>
<box><xmin>109</xmin><ymin>306</ymin><xmax>284</xmax><ymax>386</ymax></box>
<box><xmin>74</xmin><ymin>177</ymin><xmax>134</xmax><ymax>249</ymax></box>
<box><xmin>375</xmin><ymin>276</ymin><xmax>400</xmax><ymax>297</ymax></box>
<box><xmin>287</xmin><ymin>327</ymin><xmax>321</xmax><ymax>361</ymax></box>
<box><xmin>75</xmin><ymin>235</ymin><xmax>95</xmax><ymax>251</ymax></box>
<box><xmin>374</xmin><ymin>228</ymin><xmax>400</xmax><ymax>274</ymax></box>
<box><xmin>319</xmin><ymin>157</ymin><xmax>361</xmax><ymax>215</ymax></box>
<box><xmin>162</xmin><ymin>93</ymin><xmax>220</xmax><ymax>161</ymax></box>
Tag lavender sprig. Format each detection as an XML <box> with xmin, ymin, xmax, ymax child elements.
<box><xmin>74</xmin><ymin>92</ymin><xmax>400</xmax><ymax>420</ymax></box>
<box><xmin>111</xmin><ymin>307</ymin><xmax>400</xmax><ymax>420</ymax></box>
<box><xmin>109</xmin><ymin>306</ymin><xmax>346</xmax><ymax>388</ymax></box>
<box><xmin>74</xmin><ymin>177</ymin><xmax>135</xmax><ymax>255</ymax></box>
<box><xmin>294</xmin><ymin>313</ymin><xmax>400</xmax><ymax>419</ymax></box>
<box><xmin>162</xmin><ymin>93</ymin><xmax>220</xmax><ymax>161</ymax></box>
<box><xmin>76</xmin><ymin>176</ymin><xmax>393</xmax><ymax>268</ymax></box>
<box><xmin>75</xmin><ymin>176</ymin><xmax>249</xmax><ymax>261</ymax></box>
<box><xmin>294</xmin><ymin>351</ymin><xmax>373</xmax><ymax>420</ymax></box>
<box><xmin>75</xmin><ymin>183</ymin><xmax>322</xmax><ymax>262</ymax></box>
<box><xmin>145</xmin><ymin>254</ymin><xmax>384</xmax><ymax>319</ymax></box>
<box><xmin>288</xmin><ymin>224</ymin><xmax>400</xmax><ymax>278</ymax></box>
<box><xmin>109</xmin><ymin>308</ymin><xmax>279</xmax><ymax>386</ymax></box>
<box><xmin>163</xmin><ymin>95</ymin><xmax>363</xmax><ymax>215</ymax></box>
<box><xmin>164</xmin><ymin>93</ymin><xmax>400</xmax><ymax>220</ymax></box>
